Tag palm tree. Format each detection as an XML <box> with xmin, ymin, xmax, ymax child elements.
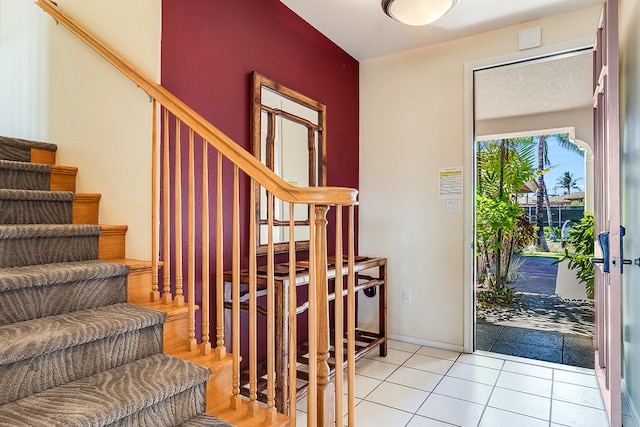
<box><xmin>556</xmin><ymin>171</ymin><xmax>582</xmax><ymax>194</ymax></box>
<box><xmin>535</xmin><ymin>134</ymin><xmax>583</xmax><ymax>249</ymax></box>
<box><xmin>536</xmin><ymin>135</ymin><xmax>551</xmax><ymax>250</ymax></box>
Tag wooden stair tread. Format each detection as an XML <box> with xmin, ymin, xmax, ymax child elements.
<box><xmin>100</xmin><ymin>224</ymin><xmax>128</xmax><ymax>234</ymax></box>
<box><xmin>112</xmin><ymin>258</ymin><xmax>158</xmax><ymax>272</ymax></box>
<box><xmin>75</xmin><ymin>193</ymin><xmax>101</xmax><ymax>202</ymax></box>
<box><xmin>209</xmin><ymin>399</ymin><xmax>289</xmax><ymax>427</ymax></box>
<box><xmin>51</xmin><ymin>165</ymin><xmax>78</xmax><ymax>175</ymax></box>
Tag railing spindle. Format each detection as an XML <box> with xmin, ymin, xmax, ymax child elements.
<box><xmin>162</xmin><ymin>108</ymin><xmax>172</xmax><ymax>304</ymax></box>
<box><xmin>334</xmin><ymin>206</ymin><xmax>344</xmax><ymax>427</ymax></box>
<box><xmin>247</xmin><ymin>179</ymin><xmax>259</xmax><ymax>416</ymax></box>
<box><xmin>201</xmin><ymin>141</ymin><xmax>211</xmax><ymax>356</ymax></box>
<box><xmin>215</xmin><ymin>152</ymin><xmax>226</xmax><ymax>359</ymax></box>
<box><xmin>174</xmin><ymin>117</ymin><xmax>184</xmax><ymax>307</ymax></box>
<box><xmin>150</xmin><ymin>99</ymin><xmax>160</xmax><ymax>302</ymax></box>
<box><xmin>307</xmin><ymin>203</ymin><xmax>317</xmax><ymax>427</ymax></box>
<box><xmin>347</xmin><ymin>205</ymin><xmax>356</xmax><ymax>427</ymax></box>
<box><xmin>314</xmin><ymin>205</ymin><xmax>334</xmax><ymax>427</ymax></box>
<box><xmin>288</xmin><ymin>202</ymin><xmax>298</xmax><ymax>426</ymax></box>
<box><xmin>265</xmin><ymin>192</ymin><xmax>276</xmax><ymax>424</ymax></box>
<box><xmin>187</xmin><ymin>129</ymin><xmax>197</xmax><ymax>351</ymax></box>
<box><xmin>230</xmin><ymin>165</ymin><xmax>242</xmax><ymax>410</ymax></box>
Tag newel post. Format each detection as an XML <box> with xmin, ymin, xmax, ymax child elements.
<box><xmin>314</xmin><ymin>205</ymin><xmax>335</xmax><ymax>427</ymax></box>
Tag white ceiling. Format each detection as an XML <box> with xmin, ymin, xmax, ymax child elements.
<box><xmin>279</xmin><ymin>0</ymin><xmax>602</xmax><ymax>61</ymax></box>
<box><xmin>474</xmin><ymin>50</ymin><xmax>594</xmax><ymax>121</ymax></box>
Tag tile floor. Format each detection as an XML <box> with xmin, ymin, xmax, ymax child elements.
<box><xmin>295</xmin><ymin>339</ymin><xmax>622</xmax><ymax>427</ymax></box>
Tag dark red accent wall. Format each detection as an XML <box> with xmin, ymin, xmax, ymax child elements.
<box><xmin>161</xmin><ymin>0</ymin><xmax>359</xmax><ymax>352</ymax></box>
<box><xmin>161</xmin><ymin>0</ymin><xmax>359</xmax><ymax>191</ymax></box>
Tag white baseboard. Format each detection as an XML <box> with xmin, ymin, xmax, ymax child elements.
<box><xmin>623</xmin><ymin>379</ymin><xmax>640</xmax><ymax>427</ymax></box>
<box><xmin>388</xmin><ymin>333</ymin><xmax>464</xmax><ymax>353</ymax></box>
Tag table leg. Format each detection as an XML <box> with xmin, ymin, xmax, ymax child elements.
<box><xmin>275</xmin><ymin>278</ymin><xmax>289</xmax><ymax>414</ymax></box>
<box><xmin>379</xmin><ymin>262</ymin><xmax>388</xmax><ymax>357</ymax></box>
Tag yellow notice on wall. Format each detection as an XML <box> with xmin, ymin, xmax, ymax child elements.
<box><xmin>438</xmin><ymin>167</ymin><xmax>463</xmax><ymax>199</ymax></box>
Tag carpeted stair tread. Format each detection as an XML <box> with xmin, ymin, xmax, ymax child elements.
<box><xmin>0</xmin><ymin>261</ymin><xmax>131</xmax><ymax>325</ymax></box>
<box><xmin>0</xmin><ymin>260</ymin><xmax>128</xmax><ymax>293</ymax></box>
<box><xmin>0</xmin><ymin>303</ymin><xmax>166</xmax><ymax>366</ymax></box>
<box><xmin>0</xmin><ymin>160</ymin><xmax>51</xmax><ymax>190</ymax></box>
<box><xmin>0</xmin><ymin>224</ymin><xmax>101</xmax><ymax>239</ymax></box>
<box><xmin>0</xmin><ymin>353</ymin><xmax>211</xmax><ymax>426</ymax></box>
<box><xmin>0</xmin><ymin>136</ymin><xmax>57</xmax><ymax>163</ymax></box>
<box><xmin>177</xmin><ymin>414</ymin><xmax>235</xmax><ymax>426</ymax></box>
<box><xmin>0</xmin><ymin>320</ymin><xmax>163</xmax><ymax>406</ymax></box>
<box><xmin>0</xmin><ymin>224</ymin><xmax>101</xmax><ymax>267</ymax></box>
<box><xmin>0</xmin><ymin>189</ymin><xmax>74</xmax><ymax>224</ymax></box>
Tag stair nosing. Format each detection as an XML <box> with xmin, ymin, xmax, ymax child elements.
<box><xmin>0</xmin><ymin>188</ymin><xmax>75</xmax><ymax>201</ymax></box>
<box><xmin>0</xmin><ymin>159</ymin><xmax>52</xmax><ymax>173</ymax></box>
<box><xmin>0</xmin><ymin>224</ymin><xmax>102</xmax><ymax>239</ymax></box>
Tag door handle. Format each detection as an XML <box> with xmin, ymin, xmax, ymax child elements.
<box><xmin>591</xmin><ymin>231</ymin><xmax>610</xmax><ymax>273</ymax></box>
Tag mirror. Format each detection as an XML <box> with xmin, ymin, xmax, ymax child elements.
<box><xmin>250</xmin><ymin>72</ymin><xmax>326</xmax><ymax>254</ymax></box>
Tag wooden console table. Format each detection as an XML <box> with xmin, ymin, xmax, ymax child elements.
<box><xmin>224</xmin><ymin>255</ymin><xmax>387</xmax><ymax>414</ymax></box>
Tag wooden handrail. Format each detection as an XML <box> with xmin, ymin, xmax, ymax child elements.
<box><xmin>35</xmin><ymin>0</ymin><xmax>358</xmax><ymax>207</ymax></box>
<box><xmin>39</xmin><ymin>2</ymin><xmax>359</xmax><ymax>425</ymax></box>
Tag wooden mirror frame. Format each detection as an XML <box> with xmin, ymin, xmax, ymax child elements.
<box><xmin>250</xmin><ymin>72</ymin><xmax>327</xmax><ymax>254</ymax></box>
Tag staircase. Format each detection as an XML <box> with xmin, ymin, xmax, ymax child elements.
<box><xmin>0</xmin><ymin>136</ymin><xmax>232</xmax><ymax>426</ymax></box>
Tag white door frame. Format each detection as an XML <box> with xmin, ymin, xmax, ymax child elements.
<box><xmin>462</xmin><ymin>37</ymin><xmax>595</xmax><ymax>353</ymax></box>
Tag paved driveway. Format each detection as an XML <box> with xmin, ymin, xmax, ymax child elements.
<box><xmin>476</xmin><ymin>256</ymin><xmax>595</xmax><ymax>368</ymax></box>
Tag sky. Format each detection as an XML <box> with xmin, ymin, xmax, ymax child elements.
<box><xmin>542</xmin><ymin>135</ymin><xmax>585</xmax><ymax>195</ymax></box>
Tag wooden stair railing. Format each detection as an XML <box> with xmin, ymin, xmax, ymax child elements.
<box><xmin>36</xmin><ymin>1</ymin><xmax>358</xmax><ymax>426</ymax></box>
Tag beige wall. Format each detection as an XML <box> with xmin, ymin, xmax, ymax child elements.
<box><xmin>359</xmin><ymin>6</ymin><xmax>601</xmax><ymax>349</ymax></box>
<box><xmin>620</xmin><ymin>0</ymin><xmax>640</xmax><ymax>422</ymax></box>
<box><xmin>47</xmin><ymin>0</ymin><xmax>161</xmax><ymax>259</ymax></box>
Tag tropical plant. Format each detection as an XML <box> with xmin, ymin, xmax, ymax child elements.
<box><xmin>476</xmin><ymin>138</ymin><xmax>538</xmax><ymax>301</ymax></box>
<box><xmin>556</xmin><ymin>212</ymin><xmax>595</xmax><ymax>298</ymax></box>
<box><xmin>556</xmin><ymin>171</ymin><xmax>582</xmax><ymax>195</ymax></box>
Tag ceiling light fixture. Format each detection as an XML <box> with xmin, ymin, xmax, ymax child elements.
<box><xmin>382</xmin><ymin>0</ymin><xmax>458</xmax><ymax>26</ymax></box>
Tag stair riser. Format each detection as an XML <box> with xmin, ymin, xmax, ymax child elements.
<box><xmin>106</xmin><ymin>385</ymin><xmax>207</xmax><ymax>427</ymax></box>
<box><xmin>50</xmin><ymin>166</ymin><xmax>77</xmax><ymax>192</ymax></box>
<box><xmin>73</xmin><ymin>197</ymin><xmax>100</xmax><ymax>224</ymax></box>
<box><xmin>0</xmin><ymin>275</ymin><xmax>128</xmax><ymax>325</ymax></box>
<box><xmin>0</xmin><ymin>199</ymin><xmax>72</xmax><ymax>224</ymax></box>
<box><xmin>0</xmin><ymin>235</ymin><xmax>98</xmax><ymax>267</ymax></box>
<box><xmin>0</xmin><ymin>168</ymin><xmax>49</xmax><ymax>191</ymax></box>
<box><xmin>0</xmin><ymin>324</ymin><xmax>163</xmax><ymax>405</ymax></box>
<box><xmin>99</xmin><ymin>229</ymin><xmax>127</xmax><ymax>260</ymax></box>
<box><xmin>126</xmin><ymin>265</ymin><xmax>154</xmax><ymax>304</ymax></box>
<box><xmin>164</xmin><ymin>312</ymin><xmax>191</xmax><ymax>354</ymax></box>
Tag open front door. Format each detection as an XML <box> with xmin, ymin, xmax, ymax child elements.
<box><xmin>592</xmin><ymin>0</ymin><xmax>622</xmax><ymax>425</ymax></box>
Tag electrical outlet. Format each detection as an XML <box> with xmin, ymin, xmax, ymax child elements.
<box><xmin>402</xmin><ymin>289</ymin><xmax>411</xmax><ymax>304</ymax></box>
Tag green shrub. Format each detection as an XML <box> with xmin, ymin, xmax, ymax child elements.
<box><xmin>556</xmin><ymin>212</ymin><xmax>594</xmax><ymax>298</ymax></box>
<box><xmin>477</xmin><ymin>286</ymin><xmax>517</xmax><ymax>305</ymax></box>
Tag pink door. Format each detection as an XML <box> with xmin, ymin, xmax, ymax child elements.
<box><xmin>592</xmin><ymin>0</ymin><xmax>621</xmax><ymax>425</ymax></box>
